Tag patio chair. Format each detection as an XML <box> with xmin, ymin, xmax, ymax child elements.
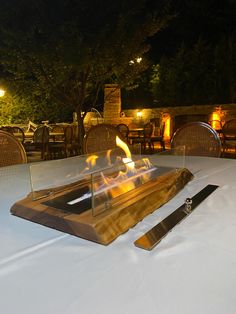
<box><xmin>0</xmin><ymin>130</ymin><xmax>27</xmax><ymax>167</ymax></box>
<box><xmin>171</xmin><ymin>121</ymin><xmax>222</xmax><ymax>157</ymax></box>
<box><xmin>63</xmin><ymin>125</ymin><xmax>74</xmax><ymax>157</ymax></box>
<box><xmin>131</xmin><ymin>122</ymin><xmax>154</xmax><ymax>154</ymax></box>
<box><xmin>84</xmin><ymin>124</ymin><xmax>123</xmax><ymax>154</ymax></box>
<box><xmin>24</xmin><ymin>126</ymin><xmax>49</xmax><ymax>160</ymax></box>
<box><xmin>127</xmin><ymin>123</ymin><xmax>142</xmax><ymax>144</ymax></box>
<box><xmin>71</xmin><ymin>124</ymin><xmax>81</xmax><ymax>156</ymax></box>
<box><xmin>50</xmin><ymin>124</ymin><xmax>65</xmax><ymax>141</ymax></box>
<box><xmin>116</xmin><ymin>123</ymin><xmax>129</xmax><ymax>143</ymax></box>
<box><xmin>221</xmin><ymin>119</ymin><xmax>236</xmax><ymax>156</ymax></box>
<box><xmin>150</xmin><ymin>122</ymin><xmax>165</xmax><ymax>151</ymax></box>
<box><xmin>11</xmin><ymin>126</ymin><xmax>25</xmax><ymax>144</ymax></box>
<box><xmin>47</xmin><ymin>125</ymin><xmax>74</xmax><ymax>159</ymax></box>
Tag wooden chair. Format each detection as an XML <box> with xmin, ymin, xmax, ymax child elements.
<box><xmin>47</xmin><ymin>125</ymin><xmax>74</xmax><ymax>159</ymax></box>
<box><xmin>127</xmin><ymin>123</ymin><xmax>141</xmax><ymax>144</ymax></box>
<box><xmin>221</xmin><ymin>119</ymin><xmax>236</xmax><ymax>155</ymax></box>
<box><xmin>84</xmin><ymin>124</ymin><xmax>123</xmax><ymax>154</ymax></box>
<box><xmin>24</xmin><ymin>126</ymin><xmax>49</xmax><ymax>160</ymax></box>
<box><xmin>171</xmin><ymin>122</ymin><xmax>222</xmax><ymax>157</ymax></box>
<box><xmin>71</xmin><ymin>124</ymin><xmax>81</xmax><ymax>156</ymax></box>
<box><xmin>63</xmin><ymin>125</ymin><xmax>74</xmax><ymax>157</ymax></box>
<box><xmin>131</xmin><ymin>122</ymin><xmax>154</xmax><ymax>154</ymax></box>
<box><xmin>150</xmin><ymin>122</ymin><xmax>165</xmax><ymax>151</ymax></box>
<box><xmin>34</xmin><ymin>126</ymin><xmax>50</xmax><ymax>159</ymax></box>
<box><xmin>0</xmin><ymin>130</ymin><xmax>27</xmax><ymax>167</ymax></box>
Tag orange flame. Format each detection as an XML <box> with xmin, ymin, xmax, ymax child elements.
<box><xmin>69</xmin><ymin>137</ymin><xmax>155</xmax><ymax>210</ymax></box>
<box><xmin>84</xmin><ymin>136</ymin><xmax>154</xmax><ymax>203</ymax></box>
<box><xmin>116</xmin><ymin>136</ymin><xmax>131</xmax><ymax>159</ymax></box>
<box><xmin>86</xmin><ymin>155</ymin><xmax>99</xmax><ymax>169</ymax></box>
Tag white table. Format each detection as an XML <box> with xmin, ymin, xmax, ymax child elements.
<box><xmin>0</xmin><ymin>156</ymin><xmax>236</xmax><ymax>314</ymax></box>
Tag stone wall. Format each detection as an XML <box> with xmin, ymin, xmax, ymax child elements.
<box><xmin>100</xmin><ymin>97</ymin><xmax>236</xmax><ymax>139</ymax></box>
<box><xmin>123</xmin><ymin>104</ymin><xmax>236</xmax><ymax>137</ymax></box>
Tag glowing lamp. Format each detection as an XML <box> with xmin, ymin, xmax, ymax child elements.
<box><xmin>137</xmin><ymin>111</ymin><xmax>142</xmax><ymax>118</ymax></box>
<box><xmin>0</xmin><ymin>89</ymin><xmax>5</xmax><ymax>97</ymax></box>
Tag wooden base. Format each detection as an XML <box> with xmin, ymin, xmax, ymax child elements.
<box><xmin>10</xmin><ymin>168</ymin><xmax>193</xmax><ymax>245</ymax></box>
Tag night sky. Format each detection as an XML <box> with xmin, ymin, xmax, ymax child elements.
<box><xmin>149</xmin><ymin>0</ymin><xmax>236</xmax><ymax>62</ymax></box>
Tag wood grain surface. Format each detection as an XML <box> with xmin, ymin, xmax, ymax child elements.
<box><xmin>10</xmin><ymin>168</ymin><xmax>193</xmax><ymax>245</ymax></box>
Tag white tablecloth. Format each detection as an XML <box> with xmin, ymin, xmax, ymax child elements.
<box><xmin>0</xmin><ymin>156</ymin><xmax>236</xmax><ymax>314</ymax></box>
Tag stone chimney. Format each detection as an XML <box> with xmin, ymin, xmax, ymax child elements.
<box><xmin>103</xmin><ymin>84</ymin><xmax>132</xmax><ymax>125</ymax></box>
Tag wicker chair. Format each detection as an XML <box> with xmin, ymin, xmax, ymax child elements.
<box><xmin>0</xmin><ymin>130</ymin><xmax>27</xmax><ymax>167</ymax></box>
<box><xmin>171</xmin><ymin>122</ymin><xmax>222</xmax><ymax>157</ymax></box>
<box><xmin>84</xmin><ymin>124</ymin><xmax>123</xmax><ymax>154</ymax></box>
<box><xmin>116</xmin><ymin>124</ymin><xmax>129</xmax><ymax>143</ymax></box>
<box><xmin>50</xmin><ymin>124</ymin><xmax>65</xmax><ymax>141</ymax></box>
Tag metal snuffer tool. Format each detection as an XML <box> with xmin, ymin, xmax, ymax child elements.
<box><xmin>134</xmin><ymin>184</ymin><xmax>219</xmax><ymax>251</ymax></box>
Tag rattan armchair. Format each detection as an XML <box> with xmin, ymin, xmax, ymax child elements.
<box><xmin>84</xmin><ymin>124</ymin><xmax>123</xmax><ymax>154</ymax></box>
<box><xmin>116</xmin><ymin>124</ymin><xmax>129</xmax><ymax>143</ymax></box>
<box><xmin>171</xmin><ymin>122</ymin><xmax>222</xmax><ymax>157</ymax></box>
<box><xmin>0</xmin><ymin>130</ymin><xmax>27</xmax><ymax>167</ymax></box>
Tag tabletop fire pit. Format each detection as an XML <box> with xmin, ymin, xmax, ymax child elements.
<box><xmin>11</xmin><ymin>137</ymin><xmax>193</xmax><ymax>245</ymax></box>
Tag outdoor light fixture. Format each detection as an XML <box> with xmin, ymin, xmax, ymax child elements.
<box><xmin>137</xmin><ymin>111</ymin><xmax>142</xmax><ymax>118</ymax></box>
<box><xmin>136</xmin><ymin>57</ymin><xmax>142</xmax><ymax>63</ymax></box>
<box><xmin>129</xmin><ymin>57</ymin><xmax>142</xmax><ymax>65</ymax></box>
<box><xmin>0</xmin><ymin>88</ymin><xmax>5</xmax><ymax>97</ymax></box>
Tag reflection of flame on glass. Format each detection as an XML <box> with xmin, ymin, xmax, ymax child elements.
<box><xmin>67</xmin><ymin>136</ymin><xmax>156</xmax><ymax>207</ymax></box>
<box><xmin>85</xmin><ymin>155</ymin><xmax>99</xmax><ymax>169</ymax></box>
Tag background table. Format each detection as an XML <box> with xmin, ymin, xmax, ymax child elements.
<box><xmin>0</xmin><ymin>156</ymin><xmax>236</xmax><ymax>314</ymax></box>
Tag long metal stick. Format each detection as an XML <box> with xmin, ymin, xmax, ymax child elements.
<box><xmin>134</xmin><ymin>184</ymin><xmax>219</xmax><ymax>250</ymax></box>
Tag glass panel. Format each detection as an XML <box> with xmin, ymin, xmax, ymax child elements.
<box><xmin>91</xmin><ymin>157</ymin><xmax>157</xmax><ymax>216</ymax></box>
<box><xmin>29</xmin><ymin>146</ymin><xmax>142</xmax><ymax>201</ymax></box>
<box><xmin>29</xmin><ymin>155</ymin><xmax>91</xmax><ymax>200</ymax></box>
<box><xmin>149</xmin><ymin>146</ymin><xmax>186</xmax><ymax>169</ymax></box>
<box><xmin>29</xmin><ymin>146</ymin><xmax>185</xmax><ymax>218</ymax></box>
<box><xmin>91</xmin><ymin>147</ymin><xmax>186</xmax><ymax>216</ymax></box>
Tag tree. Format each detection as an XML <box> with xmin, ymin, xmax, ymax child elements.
<box><xmin>150</xmin><ymin>36</ymin><xmax>236</xmax><ymax>106</ymax></box>
<box><xmin>0</xmin><ymin>0</ymin><xmax>172</xmax><ymax>153</ymax></box>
